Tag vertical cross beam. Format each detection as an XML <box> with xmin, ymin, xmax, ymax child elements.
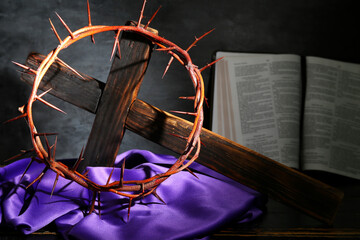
<box><xmin>79</xmin><ymin>23</ymin><xmax>157</xmax><ymax>171</ymax></box>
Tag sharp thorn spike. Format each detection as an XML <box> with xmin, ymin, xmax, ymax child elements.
<box><xmin>72</xmin><ymin>146</ymin><xmax>84</xmax><ymax>171</ymax></box>
<box><xmin>200</xmin><ymin>57</ymin><xmax>224</xmax><ymax>72</ymax></box>
<box><xmin>55</xmin><ymin>12</ymin><xmax>75</xmax><ymax>39</ymax></box>
<box><xmin>186</xmin><ymin>28</ymin><xmax>215</xmax><ymax>52</ymax></box>
<box><xmin>184</xmin><ymin>166</ymin><xmax>199</xmax><ymax>179</ymax></box>
<box><xmin>137</xmin><ymin>0</ymin><xmax>147</xmax><ymax>28</ymax></box>
<box><xmin>116</xmin><ymin>38</ymin><xmax>121</xmax><ymax>59</ymax></box>
<box><xmin>127</xmin><ymin>198</ymin><xmax>133</xmax><ymax>221</ymax></box>
<box><xmin>56</xmin><ymin>57</ymin><xmax>85</xmax><ymax>80</ymax></box>
<box><xmin>106</xmin><ymin>165</ymin><xmax>115</xmax><ymax>186</ymax></box>
<box><xmin>12</xmin><ymin>61</ymin><xmax>37</xmax><ymax>74</ymax></box>
<box><xmin>3</xmin><ymin>113</ymin><xmax>27</xmax><ymax>124</ymax></box>
<box><xmin>169</xmin><ymin>132</ymin><xmax>188</xmax><ymax>141</ymax></box>
<box><xmin>50</xmin><ymin>173</ymin><xmax>60</xmax><ymax>198</ymax></box>
<box><xmin>152</xmin><ymin>190</ymin><xmax>166</xmax><ymax>205</ymax></box>
<box><xmin>49</xmin><ymin>18</ymin><xmax>62</xmax><ymax>43</ymax></box>
<box><xmin>3</xmin><ymin>148</ymin><xmax>34</xmax><ymax>163</ymax></box>
<box><xmin>179</xmin><ymin>96</ymin><xmax>195</xmax><ymax>101</ymax></box>
<box><xmin>87</xmin><ymin>0</ymin><xmax>92</xmax><ymax>26</ymax></box>
<box><xmin>26</xmin><ymin>167</ymin><xmax>47</xmax><ymax>189</ymax></box>
<box><xmin>162</xmin><ymin>57</ymin><xmax>174</xmax><ymax>79</ymax></box>
<box><xmin>19</xmin><ymin>158</ymin><xmax>35</xmax><ymax>182</ymax></box>
<box><xmin>86</xmin><ymin>0</ymin><xmax>95</xmax><ymax>44</ymax></box>
<box><xmin>44</xmin><ymin>135</ymin><xmax>52</xmax><ymax>160</ymax></box>
<box><xmin>38</xmin><ymin>88</ymin><xmax>53</xmax><ymax>98</ymax></box>
<box><xmin>35</xmin><ymin>96</ymin><xmax>67</xmax><ymax>114</ymax></box>
<box><xmin>119</xmin><ymin>158</ymin><xmax>125</xmax><ymax>188</ymax></box>
<box><xmin>98</xmin><ymin>191</ymin><xmax>101</xmax><ymax>218</ymax></box>
<box><xmin>170</xmin><ymin>110</ymin><xmax>197</xmax><ymax>116</ymax></box>
<box><xmin>53</xmin><ymin>136</ymin><xmax>58</xmax><ymax>160</ymax></box>
<box><xmin>83</xmin><ymin>169</ymin><xmax>90</xmax><ymax>177</ymax></box>
<box><xmin>110</xmin><ymin>30</ymin><xmax>121</xmax><ymax>61</ymax></box>
<box><xmin>145</xmin><ymin>5</ymin><xmax>161</xmax><ymax>29</ymax></box>
<box><xmin>89</xmin><ymin>191</ymin><xmax>96</xmax><ymax>215</ymax></box>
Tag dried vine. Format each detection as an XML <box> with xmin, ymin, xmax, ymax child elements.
<box><xmin>8</xmin><ymin>0</ymin><xmax>221</xmax><ymax>219</ymax></box>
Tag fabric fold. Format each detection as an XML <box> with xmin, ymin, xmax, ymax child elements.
<box><xmin>0</xmin><ymin>149</ymin><xmax>266</xmax><ymax>239</ymax></box>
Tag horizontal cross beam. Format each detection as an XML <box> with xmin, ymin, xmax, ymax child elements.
<box><xmin>21</xmin><ymin>52</ymin><xmax>343</xmax><ymax>225</ymax></box>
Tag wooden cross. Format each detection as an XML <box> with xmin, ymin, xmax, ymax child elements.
<box><xmin>21</xmin><ymin>23</ymin><xmax>343</xmax><ymax>225</ymax></box>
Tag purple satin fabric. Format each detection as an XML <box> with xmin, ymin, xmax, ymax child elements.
<box><xmin>0</xmin><ymin>149</ymin><xmax>266</xmax><ymax>239</ymax></box>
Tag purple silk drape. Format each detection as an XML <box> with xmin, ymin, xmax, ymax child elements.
<box><xmin>0</xmin><ymin>149</ymin><xmax>266</xmax><ymax>239</ymax></box>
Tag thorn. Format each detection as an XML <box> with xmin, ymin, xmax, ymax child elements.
<box><xmin>179</xmin><ymin>96</ymin><xmax>195</xmax><ymax>101</ymax></box>
<box><xmin>162</xmin><ymin>57</ymin><xmax>174</xmax><ymax>79</ymax></box>
<box><xmin>44</xmin><ymin>135</ymin><xmax>52</xmax><ymax>160</ymax></box>
<box><xmin>87</xmin><ymin>0</ymin><xmax>95</xmax><ymax>44</ymax></box>
<box><xmin>137</xmin><ymin>0</ymin><xmax>147</xmax><ymax>28</ymax></box>
<box><xmin>106</xmin><ymin>165</ymin><xmax>115</xmax><ymax>186</ymax></box>
<box><xmin>56</xmin><ymin>57</ymin><xmax>85</xmax><ymax>80</ymax></box>
<box><xmin>170</xmin><ymin>110</ymin><xmax>197</xmax><ymax>116</ymax></box>
<box><xmin>3</xmin><ymin>148</ymin><xmax>34</xmax><ymax>163</ymax></box>
<box><xmin>160</xmin><ymin>52</ymin><xmax>185</xmax><ymax>79</ymax></box>
<box><xmin>184</xmin><ymin>166</ymin><xmax>199</xmax><ymax>179</ymax></box>
<box><xmin>35</xmin><ymin>96</ymin><xmax>67</xmax><ymax>114</ymax></box>
<box><xmin>152</xmin><ymin>190</ymin><xmax>166</xmax><ymax>205</ymax></box>
<box><xmin>98</xmin><ymin>191</ymin><xmax>101</xmax><ymax>218</ymax></box>
<box><xmin>145</xmin><ymin>5</ymin><xmax>161</xmax><ymax>29</ymax></box>
<box><xmin>49</xmin><ymin>18</ymin><xmax>62</xmax><ymax>43</ymax></box>
<box><xmin>38</xmin><ymin>88</ymin><xmax>53</xmax><ymax>99</ymax></box>
<box><xmin>89</xmin><ymin>191</ymin><xmax>96</xmax><ymax>215</ymax></box>
<box><xmin>26</xmin><ymin>167</ymin><xmax>47</xmax><ymax>189</ymax></box>
<box><xmin>87</xmin><ymin>0</ymin><xmax>92</xmax><ymax>26</ymax></box>
<box><xmin>53</xmin><ymin>136</ymin><xmax>58</xmax><ymax>160</ymax></box>
<box><xmin>200</xmin><ymin>57</ymin><xmax>224</xmax><ymax>72</ymax></box>
<box><xmin>119</xmin><ymin>158</ymin><xmax>125</xmax><ymax>188</ymax></box>
<box><xmin>12</xmin><ymin>61</ymin><xmax>37</xmax><ymax>74</ymax></box>
<box><xmin>186</xmin><ymin>28</ymin><xmax>215</xmax><ymax>52</ymax></box>
<box><xmin>50</xmin><ymin>173</ymin><xmax>60</xmax><ymax>198</ymax></box>
<box><xmin>83</xmin><ymin>169</ymin><xmax>90</xmax><ymax>177</ymax></box>
<box><xmin>19</xmin><ymin>158</ymin><xmax>35</xmax><ymax>182</ymax></box>
<box><xmin>110</xmin><ymin>30</ymin><xmax>121</xmax><ymax>61</ymax></box>
<box><xmin>3</xmin><ymin>113</ymin><xmax>27</xmax><ymax>124</ymax></box>
<box><xmin>18</xmin><ymin>105</ymin><xmax>25</xmax><ymax>114</ymax></box>
<box><xmin>55</xmin><ymin>12</ymin><xmax>75</xmax><ymax>39</ymax></box>
<box><xmin>127</xmin><ymin>198</ymin><xmax>133</xmax><ymax>221</ymax></box>
<box><xmin>72</xmin><ymin>146</ymin><xmax>84</xmax><ymax>171</ymax></box>
<box><xmin>169</xmin><ymin>132</ymin><xmax>188</xmax><ymax>141</ymax></box>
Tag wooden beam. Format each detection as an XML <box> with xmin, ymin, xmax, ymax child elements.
<box><xmin>21</xmin><ymin>52</ymin><xmax>343</xmax><ymax>225</ymax></box>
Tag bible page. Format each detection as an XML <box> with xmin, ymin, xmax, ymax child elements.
<box><xmin>302</xmin><ymin>56</ymin><xmax>360</xmax><ymax>179</ymax></box>
<box><xmin>212</xmin><ymin>52</ymin><xmax>302</xmax><ymax>168</ymax></box>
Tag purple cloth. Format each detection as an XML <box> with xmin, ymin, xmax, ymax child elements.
<box><xmin>0</xmin><ymin>149</ymin><xmax>266</xmax><ymax>239</ymax></box>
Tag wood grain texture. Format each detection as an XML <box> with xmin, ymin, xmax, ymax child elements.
<box><xmin>80</xmin><ymin>23</ymin><xmax>155</xmax><ymax>170</ymax></box>
<box><xmin>22</xmin><ymin>53</ymin><xmax>104</xmax><ymax>113</ymax></box>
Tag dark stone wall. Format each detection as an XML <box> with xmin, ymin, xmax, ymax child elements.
<box><xmin>1</xmin><ymin>0</ymin><xmax>359</xmax><ymax>161</ymax></box>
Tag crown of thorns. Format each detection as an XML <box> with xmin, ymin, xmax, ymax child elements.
<box><xmin>8</xmin><ymin>0</ymin><xmax>222</xmax><ymax>219</ymax></box>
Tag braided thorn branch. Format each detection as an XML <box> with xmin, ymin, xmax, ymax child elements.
<box><xmin>9</xmin><ymin>0</ymin><xmax>223</xmax><ymax>219</ymax></box>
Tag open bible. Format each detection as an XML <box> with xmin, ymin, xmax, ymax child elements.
<box><xmin>212</xmin><ymin>51</ymin><xmax>360</xmax><ymax>179</ymax></box>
